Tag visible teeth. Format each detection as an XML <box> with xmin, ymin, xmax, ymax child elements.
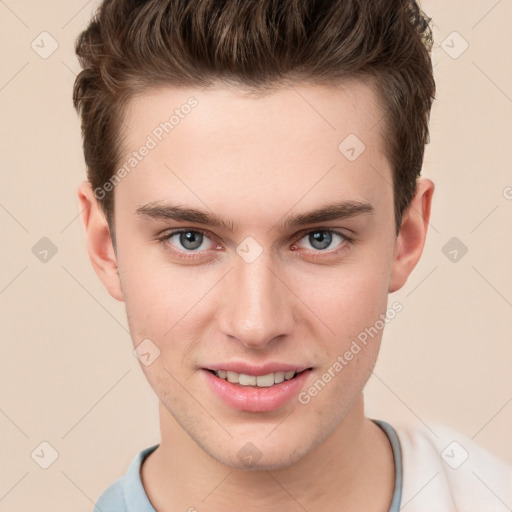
<box><xmin>215</xmin><ymin>370</ymin><xmax>298</xmax><ymax>387</ymax></box>
<box><xmin>226</xmin><ymin>371</ymin><xmax>239</xmax><ymax>383</ymax></box>
<box><xmin>274</xmin><ymin>371</ymin><xmax>285</xmax><ymax>384</ymax></box>
<box><xmin>256</xmin><ymin>373</ymin><xmax>275</xmax><ymax>387</ymax></box>
<box><xmin>238</xmin><ymin>374</ymin><xmax>257</xmax><ymax>386</ymax></box>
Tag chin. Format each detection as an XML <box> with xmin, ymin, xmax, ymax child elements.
<box><xmin>198</xmin><ymin>432</ymin><xmax>316</xmax><ymax>472</ymax></box>
<box><xmin>218</xmin><ymin>449</ymin><xmax>305</xmax><ymax>472</ymax></box>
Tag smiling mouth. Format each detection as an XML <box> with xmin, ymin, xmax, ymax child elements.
<box><xmin>207</xmin><ymin>369</ymin><xmax>311</xmax><ymax>388</ymax></box>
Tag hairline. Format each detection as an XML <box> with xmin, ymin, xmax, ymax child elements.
<box><xmin>105</xmin><ymin>74</ymin><xmax>401</xmax><ymax>248</ymax></box>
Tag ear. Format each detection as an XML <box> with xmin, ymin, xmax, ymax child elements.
<box><xmin>77</xmin><ymin>181</ymin><xmax>124</xmax><ymax>302</ymax></box>
<box><xmin>389</xmin><ymin>178</ymin><xmax>435</xmax><ymax>293</ymax></box>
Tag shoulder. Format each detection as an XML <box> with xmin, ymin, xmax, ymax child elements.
<box><xmin>93</xmin><ymin>444</ymin><xmax>159</xmax><ymax>512</ymax></box>
<box><xmin>94</xmin><ymin>477</ymin><xmax>126</xmax><ymax>512</ymax></box>
<box><xmin>394</xmin><ymin>422</ymin><xmax>512</xmax><ymax>511</ymax></box>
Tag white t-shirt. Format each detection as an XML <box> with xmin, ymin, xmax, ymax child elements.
<box><xmin>395</xmin><ymin>421</ymin><xmax>512</xmax><ymax>511</ymax></box>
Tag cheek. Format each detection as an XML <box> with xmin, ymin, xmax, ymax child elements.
<box><xmin>118</xmin><ymin>242</ymin><xmax>207</xmax><ymax>334</ymax></box>
<box><xmin>119</xmin><ymin>253</ymin><xmax>219</xmax><ymax>379</ymax></box>
<box><xmin>291</xmin><ymin>259</ymin><xmax>391</xmax><ymax>341</ymax></box>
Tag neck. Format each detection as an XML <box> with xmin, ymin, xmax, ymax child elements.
<box><xmin>141</xmin><ymin>395</ymin><xmax>395</xmax><ymax>511</ymax></box>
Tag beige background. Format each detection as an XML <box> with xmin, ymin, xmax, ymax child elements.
<box><xmin>1</xmin><ymin>1</ymin><xmax>511</xmax><ymax>510</ymax></box>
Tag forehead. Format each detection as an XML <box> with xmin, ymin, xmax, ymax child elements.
<box><xmin>115</xmin><ymin>81</ymin><xmax>392</xmax><ymax>225</ymax></box>
<box><xmin>123</xmin><ymin>80</ymin><xmax>385</xmax><ymax>149</ymax></box>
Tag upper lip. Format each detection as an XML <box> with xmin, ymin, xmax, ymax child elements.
<box><xmin>204</xmin><ymin>361</ymin><xmax>312</xmax><ymax>376</ymax></box>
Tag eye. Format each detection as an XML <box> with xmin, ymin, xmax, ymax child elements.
<box><xmin>164</xmin><ymin>229</ymin><xmax>217</xmax><ymax>252</ymax></box>
<box><xmin>294</xmin><ymin>229</ymin><xmax>347</xmax><ymax>252</ymax></box>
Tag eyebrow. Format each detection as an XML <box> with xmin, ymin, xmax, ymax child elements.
<box><xmin>136</xmin><ymin>202</ymin><xmax>234</xmax><ymax>231</ymax></box>
<box><xmin>135</xmin><ymin>200</ymin><xmax>374</xmax><ymax>232</ymax></box>
<box><xmin>278</xmin><ymin>200</ymin><xmax>374</xmax><ymax>229</ymax></box>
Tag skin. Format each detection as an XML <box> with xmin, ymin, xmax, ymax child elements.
<box><xmin>78</xmin><ymin>80</ymin><xmax>434</xmax><ymax>511</ymax></box>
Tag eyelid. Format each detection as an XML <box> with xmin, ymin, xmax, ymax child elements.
<box><xmin>157</xmin><ymin>228</ymin><xmax>219</xmax><ymax>253</ymax></box>
<box><xmin>157</xmin><ymin>226</ymin><xmax>355</xmax><ymax>259</ymax></box>
<box><xmin>158</xmin><ymin>227</ymin><xmax>214</xmax><ymax>241</ymax></box>
<box><xmin>293</xmin><ymin>226</ymin><xmax>353</xmax><ymax>240</ymax></box>
<box><xmin>291</xmin><ymin>228</ymin><xmax>353</xmax><ymax>250</ymax></box>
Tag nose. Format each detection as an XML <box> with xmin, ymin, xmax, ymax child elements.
<box><xmin>218</xmin><ymin>250</ymin><xmax>294</xmax><ymax>350</ymax></box>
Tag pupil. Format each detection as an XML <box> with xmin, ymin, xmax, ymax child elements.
<box><xmin>310</xmin><ymin>231</ymin><xmax>332</xmax><ymax>250</ymax></box>
<box><xmin>180</xmin><ymin>231</ymin><xmax>202</xmax><ymax>250</ymax></box>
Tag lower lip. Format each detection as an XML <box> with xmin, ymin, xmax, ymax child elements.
<box><xmin>202</xmin><ymin>369</ymin><xmax>312</xmax><ymax>412</ymax></box>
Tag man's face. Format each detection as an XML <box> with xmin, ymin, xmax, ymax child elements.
<box><xmin>113</xmin><ymin>81</ymin><xmax>397</xmax><ymax>469</ymax></box>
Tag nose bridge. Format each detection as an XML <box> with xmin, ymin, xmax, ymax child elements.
<box><xmin>220</xmin><ymin>250</ymin><xmax>292</xmax><ymax>348</ymax></box>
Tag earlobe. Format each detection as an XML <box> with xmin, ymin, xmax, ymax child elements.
<box><xmin>389</xmin><ymin>178</ymin><xmax>435</xmax><ymax>293</ymax></box>
<box><xmin>77</xmin><ymin>182</ymin><xmax>124</xmax><ymax>302</ymax></box>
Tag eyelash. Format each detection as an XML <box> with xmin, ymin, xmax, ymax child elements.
<box><xmin>156</xmin><ymin>228</ymin><xmax>355</xmax><ymax>261</ymax></box>
<box><xmin>156</xmin><ymin>228</ymin><xmax>219</xmax><ymax>261</ymax></box>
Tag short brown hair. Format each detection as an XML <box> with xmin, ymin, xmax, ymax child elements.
<box><xmin>73</xmin><ymin>0</ymin><xmax>435</xmax><ymax>234</ymax></box>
